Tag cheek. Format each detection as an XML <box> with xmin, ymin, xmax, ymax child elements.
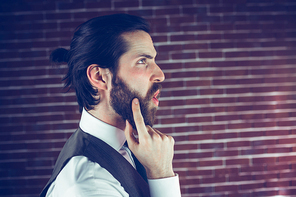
<box><xmin>124</xmin><ymin>68</ymin><xmax>148</xmax><ymax>85</ymax></box>
<box><xmin>128</xmin><ymin>76</ymin><xmax>150</xmax><ymax>97</ymax></box>
<box><xmin>118</xmin><ymin>63</ymin><xmax>151</xmax><ymax>96</ymax></box>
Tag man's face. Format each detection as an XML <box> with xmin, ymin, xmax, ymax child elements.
<box><xmin>110</xmin><ymin>77</ymin><xmax>161</xmax><ymax>130</ymax></box>
<box><xmin>110</xmin><ymin>30</ymin><xmax>165</xmax><ymax>130</ymax></box>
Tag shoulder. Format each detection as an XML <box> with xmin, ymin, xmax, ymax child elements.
<box><xmin>47</xmin><ymin>156</ymin><xmax>128</xmax><ymax>197</ymax></box>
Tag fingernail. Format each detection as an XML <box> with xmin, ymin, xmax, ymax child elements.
<box><xmin>133</xmin><ymin>98</ymin><xmax>139</xmax><ymax>105</ymax></box>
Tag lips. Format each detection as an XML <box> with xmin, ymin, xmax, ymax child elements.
<box><xmin>152</xmin><ymin>89</ymin><xmax>160</xmax><ymax>106</ymax></box>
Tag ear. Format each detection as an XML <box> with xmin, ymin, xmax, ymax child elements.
<box><xmin>87</xmin><ymin>64</ymin><xmax>109</xmax><ymax>90</ymax></box>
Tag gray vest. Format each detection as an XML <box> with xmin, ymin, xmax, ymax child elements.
<box><xmin>40</xmin><ymin>128</ymin><xmax>150</xmax><ymax>197</ymax></box>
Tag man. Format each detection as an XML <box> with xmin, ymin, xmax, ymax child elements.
<box><xmin>41</xmin><ymin>14</ymin><xmax>181</xmax><ymax>197</ymax></box>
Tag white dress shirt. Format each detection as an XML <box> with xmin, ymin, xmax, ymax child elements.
<box><xmin>46</xmin><ymin>108</ymin><xmax>181</xmax><ymax>197</ymax></box>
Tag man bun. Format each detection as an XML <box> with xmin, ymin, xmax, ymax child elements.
<box><xmin>50</xmin><ymin>48</ymin><xmax>69</xmax><ymax>63</ymax></box>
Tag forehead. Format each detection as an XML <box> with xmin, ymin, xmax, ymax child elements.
<box><xmin>121</xmin><ymin>30</ymin><xmax>156</xmax><ymax>58</ymax></box>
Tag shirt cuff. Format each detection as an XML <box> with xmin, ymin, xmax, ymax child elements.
<box><xmin>148</xmin><ymin>174</ymin><xmax>181</xmax><ymax>197</ymax></box>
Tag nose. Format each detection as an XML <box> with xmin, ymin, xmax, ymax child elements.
<box><xmin>151</xmin><ymin>63</ymin><xmax>165</xmax><ymax>83</ymax></box>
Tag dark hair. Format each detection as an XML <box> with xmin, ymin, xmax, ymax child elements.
<box><xmin>50</xmin><ymin>14</ymin><xmax>150</xmax><ymax>112</ymax></box>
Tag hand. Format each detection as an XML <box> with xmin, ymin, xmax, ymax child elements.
<box><xmin>124</xmin><ymin>98</ymin><xmax>175</xmax><ymax>179</ymax></box>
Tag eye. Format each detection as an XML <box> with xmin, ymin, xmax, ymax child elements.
<box><xmin>137</xmin><ymin>58</ymin><xmax>146</xmax><ymax>64</ymax></box>
<box><xmin>137</xmin><ymin>58</ymin><xmax>148</xmax><ymax>67</ymax></box>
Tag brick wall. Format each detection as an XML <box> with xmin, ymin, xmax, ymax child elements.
<box><xmin>1</xmin><ymin>0</ymin><xmax>296</xmax><ymax>196</ymax></box>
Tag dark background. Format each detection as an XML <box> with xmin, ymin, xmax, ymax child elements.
<box><xmin>1</xmin><ymin>0</ymin><xmax>296</xmax><ymax>196</ymax></box>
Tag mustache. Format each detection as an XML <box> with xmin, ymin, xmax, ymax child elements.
<box><xmin>147</xmin><ymin>83</ymin><xmax>162</xmax><ymax>100</ymax></box>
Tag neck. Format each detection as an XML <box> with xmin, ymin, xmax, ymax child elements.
<box><xmin>87</xmin><ymin>103</ymin><xmax>126</xmax><ymax>131</ymax></box>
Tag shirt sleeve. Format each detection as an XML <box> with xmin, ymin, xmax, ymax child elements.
<box><xmin>46</xmin><ymin>156</ymin><xmax>129</xmax><ymax>197</ymax></box>
<box><xmin>47</xmin><ymin>156</ymin><xmax>181</xmax><ymax>197</ymax></box>
<box><xmin>148</xmin><ymin>174</ymin><xmax>181</xmax><ymax>197</ymax></box>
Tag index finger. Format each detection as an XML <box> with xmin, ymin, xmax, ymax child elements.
<box><xmin>132</xmin><ymin>98</ymin><xmax>149</xmax><ymax>138</ymax></box>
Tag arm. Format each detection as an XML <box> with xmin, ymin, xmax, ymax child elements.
<box><xmin>125</xmin><ymin>98</ymin><xmax>181</xmax><ymax>196</ymax></box>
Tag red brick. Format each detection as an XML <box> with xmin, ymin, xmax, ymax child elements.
<box><xmin>254</xmin><ymin>172</ymin><xmax>278</xmax><ymax>181</ymax></box>
<box><xmin>278</xmin><ymin>188</ymin><xmax>296</xmax><ymax>196</ymax></box>
<box><xmin>227</xmin><ymin>141</ymin><xmax>251</xmax><ymax>148</ymax></box>
<box><xmin>188</xmin><ymin>151</ymin><xmax>214</xmax><ymax>159</ymax></box>
<box><xmin>196</xmin><ymin>15</ymin><xmax>221</xmax><ymax>23</ymax></box>
<box><xmin>214</xmin><ymin>114</ymin><xmax>240</xmax><ymax>122</ymax></box>
<box><xmin>215</xmin><ymin>184</ymin><xmax>239</xmax><ymax>192</ymax></box>
<box><xmin>173</xmin><ymin>160</ymin><xmax>198</xmax><ymax>168</ymax></box>
<box><xmin>240</xmin><ymin>165</ymin><xmax>266</xmax><ymax>173</ymax></box>
<box><xmin>171</xmin><ymin>71</ymin><xmax>198</xmax><ymax>78</ymax></box>
<box><xmin>170</xmin><ymin>34</ymin><xmax>195</xmax><ymax>42</ymax></box>
<box><xmin>151</xmin><ymin>35</ymin><xmax>168</xmax><ymax>43</ymax></box>
<box><xmin>200</xmin><ymin>142</ymin><xmax>224</xmax><ymax>149</ymax></box>
<box><xmin>215</xmin><ymin>167</ymin><xmax>239</xmax><ymax>176</ymax></box>
<box><xmin>266</xmin><ymin>180</ymin><xmax>290</xmax><ymax>187</ymax></box>
<box><xmin>173</xmin><ymin>107</ymin><xmax>199</xmax><ymax>115</ymax></box>
<box><xmin>229</xmin><ymin>174</ymin><xmax>253</xmax><ymax>182</ymax></box>
<box><xmin>212</xmin><ymin>97</ymin><xmax>236</xmax><ymax>103</ymax></box>
<box><xmin>280</xmin><ymin>171</ymin><xmax>296</xmax><ymax>178</ymax></box>
<box><xmin>187</xmin><ymin>186</ymin><xmax>214</xmax><ymax>194</ymax></box>
<box><xmin>199</xmin><ymin>51</ymin><xmax>223</xmax><ymax>58</ymax></box>
<box><xmin>180</xmin><ymin>177</ymin><xmax>201</xmax><ymax>185</ymax></box>
<box><xmin>181</xmin><ymin>24</ymin><xmax>208</xmax><ymax>32</ymax></box>
<box><xmin>158</xmin><ymin>62</ymin><xmax>182</xmax><ymax>70</ymax></box>
<box><xmin>213</xmin><ymin>132</ymin><xmax>238</xmax><ymax>140</ymax></box>
<box><xmin>175</xmin><ymin>143</ymin><xmax>198</xmax><ymax>151</ymax></box>
<box><xmin>185</xmin><ymin>79</ymin><xmax>211</xmax><ymax>87</ymax></box>
<box><xmin>175</xmin><ymin>125</ymin><xmax>200</xmax><ymax>132</ymax></box>
<box><xmin>252</xmin><ymin>157</ymin><xmax>277</xmax><ymax>164</ymax></box>
<box><xmin>188</xmin><ymin>116</ymin><xmax>212</xmax><ymax>123</ymax></box>
<box><xmin>241</xmin><ymin>148</ymin><xmax>266</xmax><ymax>155</ymax></box>
<box><xmin>114</xmin><ymin>0</ymin><xmax>139</xmax><ymax>8</ymax></box>
<box><xmin>196</xmin><ymin>33</ymin><xmax>222</xmax><ymax>40</ymax></box>
<box><xmin>170</xmin><ymin>16</ymin><xmax>195</xmax><ymax>24</ymax></box>
<box><xmin>266</xmin><ymin>130</ymin><xmax>290</xmax><ymax>137</ymax></box>
<box><xmin>160</xmin><ymin>99</ymin><xmax>185</xmax><ymax>107</ymax></box>
<box><xmin>170</xmin><ymin>89</ymin><xmax>198</xmax><ymax>97</ymax></box>
<box><xmin>3</xmin><ymin>1</ymin><xmax>296</xmax><ymax>197</ymax></box>
<box><xmin>278</xmin><ymin>155</ymin><xmax>296</xmax><ymax>163</ymax></box>
<box><xmin>252</xmin><ymin>139</ymin><xmax>277</xmax><ymax>146</ymax></box>
<box><xmin>202</xmin><ymin>176</ymin><xmax>226</xmax><ymax>184</ymax></box>
<box><xmin>188</xmin><ymin>133</ymin><xmax>212</xmax><ymax>141</ymax></box>
<box><xmin>199</xmin><ymin>106</ymin><xmax>226</xmax><ymax>113</ymax></box>
<box><xmin>240</xmin><ymin>182</ymin><xmax>265</xmax><ymax>190</ymax></box>
<box><xmin>214</xmin><ymin>149</ymin><xmax>239</xmax><ymax>157</ymax></box>
<box><xmin>253</xmin><ymin>190</ymin><xmax>278</xmax><ymax>197</ymax></box>
<box><xmin>155</xmin><ymin>8</ymin><xmax>180</xmax><ymax>16</ymax></box>
<box><xmin>253</xmin><ymin>121</ymin><xmax>277</xmax><ymax>128</ymax></box>
<box><xmin>240</xmin><ymin>113</ymin><xmax>265</xmax><ymax>120</ymax></box>
<box><xmin>226</xmin><ymin>87</ymin><xmax>251</xmax><ymax>94</ymax></box>
<box><xmin>228</xmin><ymin>122</ymin><xmax>252</xmax><ymax>130</ymax></box>
<box><xmin>182</xmin><ymin>6</ymin><xmax>207</xmax><ymax>15</ymax></box>
<box><xmin>198</xmin><ymin>159</ymin><xmax>223</xmax><ymax>167</ymax></box>
<box><xmin>201</xmin><ymin>70</ymin><xmax>224</xmax><ymax>77</ymax></box>
<box><xmin>127</xmin><ymin>9</ymin><xmax>154</xmax><ymax>17</ymax></box>
<box><xmin>226</xmin><ymin>158</ymin><xmax>249</xmax><ymax>165</ymax></box>
<box><xmin>266</xmin><ymin>163</ymin><xmax>290</xmax><ymax>171</ymax></box>
<box><xmin>278</xmin><ymin>138</ymin><xmax>296</xmax><ymax>145</ymax></box>
<box><xmin>240</xmin><ymin>131</ymin><xmax>265</xmax><ymax>138</ymax></box>
<box><xmin>225</xmin><ymin>69</ymin><xmax>249</xmax><ymax>77</ymax></box>
<box><xmin>200</xmin><ymin>88</ymin><xmax>223</xmax><ymax>97</ymax></box>
<box><xmin>161</xmin><ymin>117</ymin><xmax>185</xmax><ymax>124</ymax></box>
<box><xmin>161</xmin><ymin>81</ymin><xmax>184</xmax><ymax>88</ymax></box>
<box><xmin>185</xmin><ymin>98</ymin><xmax>211</xmax><ymax>105</ymax></box>
<box><xmin>157</xmin><ymin>44</ymin><xmax>183</xmax><ymax>52</ymax></box>
<box><xmin>210</xmin><ymin>42</ymin><xmax>235</xmax><ymax>49</ymax></box>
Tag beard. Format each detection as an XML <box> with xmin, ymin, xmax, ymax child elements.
<box><xmin>110</xmin><ymin>77</ymin><xmax>161</xmax><ymax>130</ymax></box>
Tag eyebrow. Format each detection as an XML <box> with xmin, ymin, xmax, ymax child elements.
<box><xmin>136</xmin><ymin>53</ymin><xmax>156</xmax><ymax>59</ymax></box>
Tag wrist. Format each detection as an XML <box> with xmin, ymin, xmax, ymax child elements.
<box><xmin>146</xmin><ymin>168</ymin><xmax>175</xmax><ymax>179</ymax></box>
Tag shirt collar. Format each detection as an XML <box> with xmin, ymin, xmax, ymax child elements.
<box><xmin>79</xmin><ymin>108</ymin><xmax>126</xmax><ymax>151</ymax></box>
